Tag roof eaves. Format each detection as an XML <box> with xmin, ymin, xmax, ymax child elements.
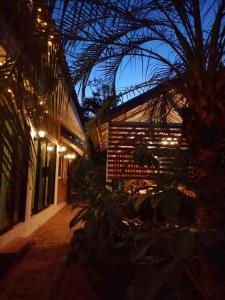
<box><xmin>102</xmin><ymin>84</ymin><xmax>167</xmax><ymax>123</ymax></box>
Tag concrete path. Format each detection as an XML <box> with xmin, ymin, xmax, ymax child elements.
<box><xmin>0</xmin><ymin>206</ymin><xmax>97</xmax><ymax>300</ymax></box>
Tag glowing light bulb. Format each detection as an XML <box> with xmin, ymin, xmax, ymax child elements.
<box><xmin>47</xmin><ymin>145</ymin><xmax>54</xmax><ymax>152</ymax></box>
<box><xmin>38</xmin><ymin>130</ymin><xmax>46</xmax><ymax>138</ymax></box>
<box><xmin>64</xmin><ymin>153</ymin><xmax>76</xmax><ymax>160</ymax></box>
<box><xmin>59</xmin><ymin>146</ymin><xmax>66</xmax><ymax>152</ymax></box>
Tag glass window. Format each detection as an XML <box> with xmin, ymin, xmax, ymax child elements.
<box><xmin>0</xmin><ymin>120</ymin><xmax>27</xmax><ymax>233</ymax></box>
<box><xmin>32</xmin><ymin>139</ymin><xmax>56</xmax><ymax>214</ymax></box>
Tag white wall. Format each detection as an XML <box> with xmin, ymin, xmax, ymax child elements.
<box><xmin>0</xmin><ymin>134</ymin><xmax>65</xmax><ymax>249</ymax></box>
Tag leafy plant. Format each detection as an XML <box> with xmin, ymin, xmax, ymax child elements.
<box><xmin>132</xmin><ymin>143</ymin><xmax>159</xmax><ymax>168</ymax></box>
<box><xmin>68</xmin><ymin>190</ymin><xmax>135</xmax><ymax>265</ymax></box>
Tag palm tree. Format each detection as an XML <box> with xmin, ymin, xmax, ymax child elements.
<box><xmin>53</xmin><ymin>0</ymin><xmax>225</xmax><ymax>298</ymax></box>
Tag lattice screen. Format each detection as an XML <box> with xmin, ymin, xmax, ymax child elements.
<box><xmin>107</xmin><ymin>121</ymin><xmax>190</xmax><ymax>179</ymax></box>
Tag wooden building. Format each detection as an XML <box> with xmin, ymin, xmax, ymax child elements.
<box><xmin>90</xmin><ymin>86</ymin><xmax>189</xmax><ymax>191</ymax></box>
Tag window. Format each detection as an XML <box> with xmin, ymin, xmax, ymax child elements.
<box><xmin>0</xmin><ymin>119</ymin><xmax>27</xmax><ymax>234</ymax></box>
<box><xmin>32</xmin><ymin>139</ymin><xmax>56</xmax><ymax>214</ymax></box>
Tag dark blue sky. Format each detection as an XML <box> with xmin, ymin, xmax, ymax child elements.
<box><xmin>53</xmin><ymin>0</ymin><xmax>221</xmax><ymax>102</ymax></box>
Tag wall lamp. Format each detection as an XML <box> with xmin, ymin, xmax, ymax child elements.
<box><xmin>38</xmin><ymin>130</ymin><xmax>46</xmax><ymax>138</ymax></box>
<box><xmin>31</xmin><ymin>127</ymin><xmax>47</xmax><ymax>140</ymax></box>
<box><xmin>58</xmin><ymin>146</ymin><xmax>66</xmax><ymax>152</ymax></box>
<box><xmin>64</xmin><ymin>153</ymin><xmax>77</xmax><ymax>160</ymax></box>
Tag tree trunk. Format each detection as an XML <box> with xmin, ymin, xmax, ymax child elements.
<box><xmin>183</xmin><ymin>112</ymin><xmax>225</xmax><ymax>299</ymax></box>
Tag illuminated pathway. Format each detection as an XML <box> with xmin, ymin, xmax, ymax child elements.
<box><xmin>0</xmin><ymin>206</ymin><xmax>97</xmax><ymax>300</ymax></box>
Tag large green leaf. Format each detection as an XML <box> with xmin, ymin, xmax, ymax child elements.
<box><xmin>69</xmin><ymin>208</ymin><xmax>87</xmax><ymax>229</ymax></box>
<box><xmin>105</xmin><ymin>201</ymin><xmax>123</xmax><ymax>227</ymax></box>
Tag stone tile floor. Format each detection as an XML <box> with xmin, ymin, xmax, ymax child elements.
<box><xmin>0</xmin><ymin>206</ymin><xmax>97</xmax><ymax>300</ymax></box>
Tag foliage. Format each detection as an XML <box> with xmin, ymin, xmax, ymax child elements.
<box><xmin>53</xmin><ymin>0</ymin><xmax>224</xmax><ymax>121</ymax></box>
<box><xmin>132</xmin><ymin>143</ymin><xmax>159</xmax><ymax>168</ymax></box>
<box><xmin>69</xmin><ymin>131</ymin><xmax>199</xmax><ymax>297</ymax></box>
<box><xmin>51</xmin><ymin>1</ymin><xmax>225</xmax><ymax>297</ymax></box>
<box><xmin>70</xmin><ymin>154</ymin><xmax>107</xmax><ymax>202</ymax></box>
<box><xmin>81</xmin><ymin>79</ymin><xmax>113</xmax><ymax>123</ymax></box>
<box><xmin>68</xmin><ymin>190</ymin><xmax>134</xmax><ymax>265</ymax></box>
<box><xmin>68</xmin><ymin>184</ymin><xmax>201</xmax><ymax>298</ymax></box>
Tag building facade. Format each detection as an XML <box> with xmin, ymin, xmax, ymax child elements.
<box><xmin>0</xmin><ymin>3</ymin><xmax>86</xmax><ymax>248</ymax></box>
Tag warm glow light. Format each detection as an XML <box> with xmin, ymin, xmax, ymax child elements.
<box><xmin>59</xmin><ymin>146</ymin><xmax>66</xmax><ymax>152</ymax></box>
<box><xmin>64</xmin><ymin>153</ymin><xmax>76</xmax><ymax>160</ymax></box>
<box><xmin>38</xmin><ymin>130</ymin><xmax>46</xmax><ymax>138</ymax></box>
<box><xmin>47</xmin><ymin>145</ymin><xmax>54</xmax><ymax>152</ymax></box>
<box><xmin>38</xmin><ymin>8</ymin><xmax>42</xmax><ymax>12</ymax></box>
<box><xmin>31</xmin><ymin>127</ymin><xmax>37</xmax><ymax>139</ymax></box>
<box><xmin>161</xmin><ymin>137</ymin><xmax>178</xmax><ymax>146</ymax></box>
<box><xmin>48</xmin><ymin>41</ymin><xmax>52</xmax><ymax>46</ymax></box>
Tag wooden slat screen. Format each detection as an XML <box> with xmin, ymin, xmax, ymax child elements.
<box><xmin>107</xmin><ymin>122</ymin><xmax>190</xmax><ymax>179</ymax></box>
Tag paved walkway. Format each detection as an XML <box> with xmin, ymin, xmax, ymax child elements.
<box><xmin>0</xmin><ymin>206</ymin><xmax>97</xmax><ymax>300</ymax></box>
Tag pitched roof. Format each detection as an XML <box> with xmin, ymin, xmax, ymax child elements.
<box><xmin>102</xmin><ymin>84</ymin><xmax>167</xmax><ymax>123</ymax></box>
